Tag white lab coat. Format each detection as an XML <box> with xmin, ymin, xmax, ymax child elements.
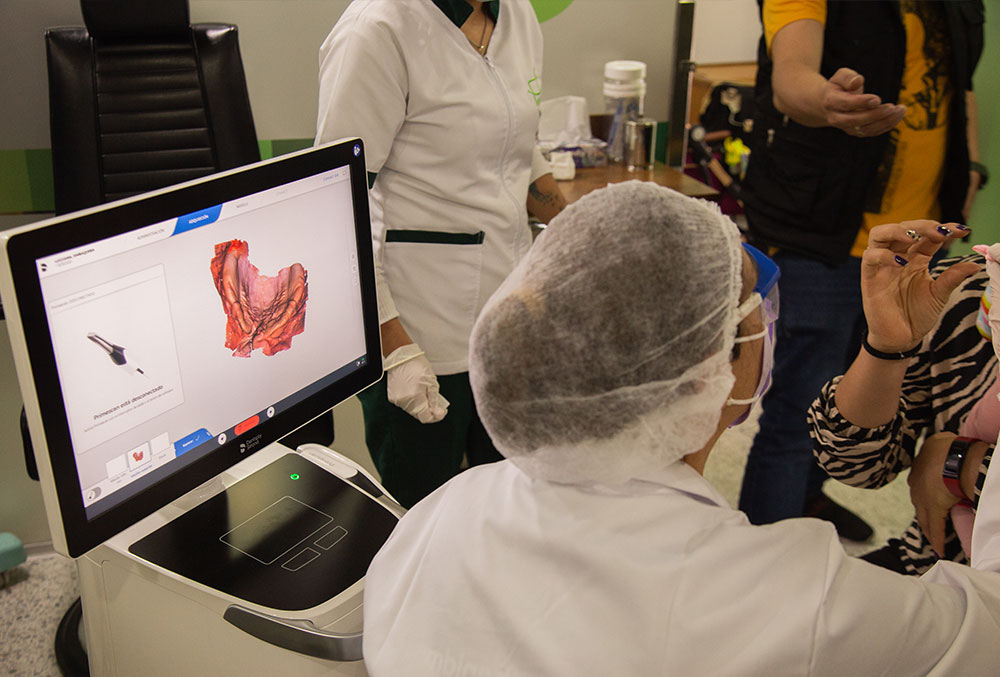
<box><xmin>363</xmin><ymin>459</ymin><xmax>1000</xmax><ymax>675</ymax></box>
<box><xmin>316</xmin><ymin>0</ymin><xmax>549</xmax><ymax>375</ymax></box>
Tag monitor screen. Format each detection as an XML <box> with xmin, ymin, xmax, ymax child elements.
<box><xmin>1</xmin><ymin>140</ymin><xmax>383</xmax><ymax>557</ymax></box>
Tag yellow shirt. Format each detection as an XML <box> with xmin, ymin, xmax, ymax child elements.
<box><xmin>763</xmin><ymin>0</ymin><xmax>951</xmax><ymax>256</ymax></box>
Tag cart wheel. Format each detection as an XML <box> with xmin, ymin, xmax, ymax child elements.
<box><xmin>55</xmin><ymin>596</ymin><xmax>89</xmax><ymax>676</ymax></box>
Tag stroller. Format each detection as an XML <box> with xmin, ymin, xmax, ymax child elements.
<box><xmin>686</xmin><ymin>81</ymin><xmax>756</xmax><ymax>217</ymax></box>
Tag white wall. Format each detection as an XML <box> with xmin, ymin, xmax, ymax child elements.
<box><xmin>692</xmin><ymin>0</ymin><xmax>761</xmax><ymax>65</ymax></box>
<box><xmin>0</xmin><ymin>0</ymin><xmax>84</xmax><ymax>149</ymax></box>
<box><xmin>0</xmin><ymin>0</ymin><xmax>680</xmax><ymax>147</ymax></box>
<box><xmin>193</xmin><ymin>0</ymin><xmax>680</xmax><ymax>134</ymax></box>
<box><xmin>537</xmin><ymin>0</ymin><xmax>676</xmax><ymax>119</ymax></box>
<box><xmin>190</xmin><ymin>0</ymin><xmax>351</xmax><ymax>141</ymax></box>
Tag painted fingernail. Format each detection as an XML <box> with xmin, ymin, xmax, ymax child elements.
<box><xmin>955</xmin><ymin>224</ymin><xmax>970</xmax><ymax>231</ymax></box>
<box><xmin>937</xmin><ymin>226</ymin><xmax>952</xmax><ymax>235</ymax></box>
<box><xmin>895</xmin><ymin>255</ymin><xmax>908</xmax><ymax>266</ymax></box>
<box><xmin>905</xmin><ymin>229</ymin><xmax>921</xmax><ymax>240</ymax></box>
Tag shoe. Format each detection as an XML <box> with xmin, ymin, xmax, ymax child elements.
<box><xmin>803</xmin><ymin>492</ymin><xmax>874</xmax><ymax>542</ymax></box>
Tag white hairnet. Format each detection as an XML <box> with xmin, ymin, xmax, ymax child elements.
<box><xmin>469</xmin><ymin>181</ymin><xmax>743</xmax><ymax>484</ymax></box>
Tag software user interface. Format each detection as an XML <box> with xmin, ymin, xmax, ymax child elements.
<box><xmin>35</xmin><ymin>166</ymin><xmax>367</xmax><ymax>517</ymax></box>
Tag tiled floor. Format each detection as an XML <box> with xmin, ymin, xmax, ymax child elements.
<box><xmin>705</xmin><ymin>409</ymin><xmax>914</xmax><ymax>559</ymax></box>
<box><xmin>0</xmin><ymin>406</ymin><xmax>916</xmax><ymax>675</ymax></box>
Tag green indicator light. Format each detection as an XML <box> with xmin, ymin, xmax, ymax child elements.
<box><xmin>290</xmin><ymin>473</ymin><xmax>300</xmax><ymax>480</ymax></box>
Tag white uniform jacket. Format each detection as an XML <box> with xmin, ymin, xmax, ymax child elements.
<box><xmin>316</xmin><ymin>0</ymin><xmax>548</xmax><ymax>375</ymax></box>
<box><xmin>364</xmin><ymin>459</ymin><xmax>1000</xmax><ymax>675</ymax></box>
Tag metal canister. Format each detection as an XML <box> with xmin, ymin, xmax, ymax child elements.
<box><xmin>624</xmin><ymin>118</ymin><xmax>656</xmax><ymax>171</ymax></box>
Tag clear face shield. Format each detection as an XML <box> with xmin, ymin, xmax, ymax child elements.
<box><xmin>727</xmin><ymin>243</ymin><xmax>780</xmax><ymax>424</ymax></box>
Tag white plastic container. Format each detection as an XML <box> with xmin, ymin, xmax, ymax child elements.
<box><xmin>604</xmin><ymin>60</ymin><xmax>647</xmax><ymax>164</ymax></box>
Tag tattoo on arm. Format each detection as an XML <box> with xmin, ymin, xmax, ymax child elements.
<box><xmin>528</xmin><ymin>182</ymin><xmax>567</xmax><ymax>210</ymax></box>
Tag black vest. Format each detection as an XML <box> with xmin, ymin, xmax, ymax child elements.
<box><xmin>743</xmin><ymin>0</ymin><xmax>984</xmax><ymax>264</ymax></box>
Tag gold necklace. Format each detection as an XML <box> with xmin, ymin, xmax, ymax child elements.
<box><xmin>468</xmin><ymin>13</ymin><xmax>489</xmax><ymax>54</ymax></box>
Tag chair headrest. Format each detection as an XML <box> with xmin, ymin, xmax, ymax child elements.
<box><xmin>81</xmin><ymin>0</ymin><xmax>191</xmax><ymax>40</ymax></box>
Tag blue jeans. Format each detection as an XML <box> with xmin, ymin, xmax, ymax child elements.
<box><xmin>738</xmin><ymin>252</ymin><xmax>864</xmax><ymax>524</ymax></box>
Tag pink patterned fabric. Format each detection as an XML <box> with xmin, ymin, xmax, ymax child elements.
<box><xmin>954</xmin><ymin>371</ymin><xmax>1000</xmax><ymax>554</ymax></box>
<box><xmin>960</xmin><ymin>371</ymin><xmax>1000</xmax><ymax>442</ymax></box>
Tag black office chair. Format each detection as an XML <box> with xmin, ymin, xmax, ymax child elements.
<box><xmin>45</xmin><ymin>0</ymin><xmax>261</xmax><ymax>215</ymax></box>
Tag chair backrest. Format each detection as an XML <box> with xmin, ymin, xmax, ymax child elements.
<box><xmin>45</xmin><ymin>0</ymin><xmax>260</xmax><ymax>214</ymax></box>
<box><xmin>25</xmin><ymin>0</ymin><xmax>265</xmax><ymax>481</ymax></box>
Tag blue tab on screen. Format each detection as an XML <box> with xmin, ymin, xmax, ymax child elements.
<box><xmin>174</xmin><ymin>205</ymin><xmax>222</xmax><ymax>235</ymax></box>
<box><xmin>174</xmin><ymin>429</ymin><xmax>213</xmax><ymax>456</ymax></box>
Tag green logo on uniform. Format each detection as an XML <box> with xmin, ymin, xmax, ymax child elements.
<box><xmin>528</xmin><ymin>68</ymin><xmax>542</xmax><ymax>105</ymax></box>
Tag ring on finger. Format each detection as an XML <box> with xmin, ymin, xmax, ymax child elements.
<box><xmin>905</xmin><ymin>229</ymin><xmax>920</xmax><ymax>241</ymax></box>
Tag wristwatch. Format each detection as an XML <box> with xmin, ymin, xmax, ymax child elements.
<box><xmin>942</xmin><ymin>436</ymin><xmax>975</xmax><ymax>506</ymax></box>
<box><xmin>971</xmin><ymin>161</ymin><xmax>989</xmax><ymax>190</ymax></box>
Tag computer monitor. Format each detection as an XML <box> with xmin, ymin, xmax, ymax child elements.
<box><xmin>0</xmin><ymin>139</ymin><xmax>383</xmax><ymax>558</ymax></box>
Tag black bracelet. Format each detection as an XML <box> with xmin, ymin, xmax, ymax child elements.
<box><xmin>861</xmin><ymin>332</ymin><xmax>920</xmax><ymax>360</ymax></box>
<box><xmin>970</xmin><ymin>160</ymin><xmax>989</xmax><ymax>190</ymax></box>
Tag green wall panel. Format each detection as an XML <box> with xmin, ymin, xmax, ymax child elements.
<box><xmin>0</xmin><ymin>141</ymin><xmax>320</xmax><ymax>214</ymax></box>
<box><xmin>270</xmin><ymin>138</ymin><xmax>314</xmax><ymax>158</ymax></box>
<box><xmin>24</xmin><ymin>149</ymin><xmax>54</xmax><ymax>213</ymax></box>
<box><xmin>0</xmin><ymin>150</ymin><xmax>33</xmax><ymax>213</ymax></box>
<box><xmin>952</xmin><ymin>2</ymin><xmax>1000</xmax><ymax>256</ymax></box>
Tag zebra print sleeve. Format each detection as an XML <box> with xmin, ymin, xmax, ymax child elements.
<box><xmin>808</xmin><ymin>256</ymin><xmax>994</xmax><ymax>490</ymax></box>
<box><xmin>808</xmin><ymin>376</ymin><xmax>912</xmax><ymax>489</ymax></box>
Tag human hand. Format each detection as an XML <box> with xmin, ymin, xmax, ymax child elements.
<box><xmin>384</xmin><ymin>343</ymin><xmax>449</xmax><ymax>424</ymax></box>
<box><xmin>861</xmin><ymin>221</ymin><xmax>978</xmax><ymax>353</ymax></box>
<box><xmin>909</xmin><ymin>432</ymin><xmax>961</xmax><ymax>557</ymax></box>
<box><xmin>822</xmin><ymin>68</ymin><xmax>906</xmax><ymax>138</ymax></box>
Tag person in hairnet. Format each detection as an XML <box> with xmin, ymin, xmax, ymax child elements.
<box><xmin>315</xmin><ymin>0</ymin><xmax>565</xmax><ymax>509</ymax></box>
<box><xmin>361</xmin><ymin>181</ymin><xmax>1000</xmax><ymax>676</ymax></box>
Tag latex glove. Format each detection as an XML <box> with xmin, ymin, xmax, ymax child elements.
<box><xmin>861</xmin><ymin>221</ymin><xmax>977</xmax><ymax>353</ymax></box>
<box><xmin>384</xmin><ymin>343</ymin><xmax>449</xmax><ymax>424</ymax></box>
<box><xmin>908</xmin><ymin>432</ymin><xmax>962</xmax><ymax>558</ymax></box>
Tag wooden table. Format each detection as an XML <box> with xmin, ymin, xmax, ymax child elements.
<box><xmin>558</xmin><ymin>162</ymin><xmax>719</xmax><ymax>204</ymax></box>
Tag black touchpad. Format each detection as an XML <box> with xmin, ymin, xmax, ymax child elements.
<box><xmin>129</xmin><ymin>453</ymin><xmax>398</xmax><ymax>611</ymax></box>
<box><xmin>220</xmin><ymin>496</ymin><xmax>332</xmax><ymax>565</ymax></box>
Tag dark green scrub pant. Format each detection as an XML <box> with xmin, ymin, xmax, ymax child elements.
<box><xmin>357</xmin><ymin>372</ymin><xmax>502</xmax><ymax>508</ymax></box>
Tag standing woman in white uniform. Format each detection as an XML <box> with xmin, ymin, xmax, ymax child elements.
<box><xmin>315</xmin><ymin>0</ymin><xmax>565</xmax><ymax>508</ymax></box>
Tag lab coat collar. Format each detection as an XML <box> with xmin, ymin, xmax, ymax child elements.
<box><xmin>570</xmin><ymin>460</ymin><xmax>732</xmax><ymax>509</ymax></box>
<box><xmin>430</xmin><ymin>0</ymin><xmax>500</xmax><ymax>28</ymax></box>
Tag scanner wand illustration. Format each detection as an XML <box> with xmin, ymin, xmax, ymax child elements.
<box><xmin>87</xmin><ymin>333</ymin><xmax>146</xmax><ymax>375</ymax></box>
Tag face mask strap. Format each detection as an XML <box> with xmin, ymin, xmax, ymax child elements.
<box><xmin>735</xmin><ymin>291</ymin><xmax>762</xmax><ymax>322</ymax></box>
<box><xmin>733</xmin><ymin>291</ymin><xmax>768</xmax><ymax>344</ymax></box>
<box><xmin>726</xmin><ymin>310</ymin><xmax>776</xmax><ymax>421</ymax></box>
<box><xmin>733</xmin><ymin>327</ymin><xmax>767</xmax><ymax>344</ymax></box>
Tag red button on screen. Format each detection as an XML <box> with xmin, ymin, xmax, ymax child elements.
<box><xmin>235</xmin><ymin>415</ymin><xmax>260</xmax><ymax>436</ymax></box>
